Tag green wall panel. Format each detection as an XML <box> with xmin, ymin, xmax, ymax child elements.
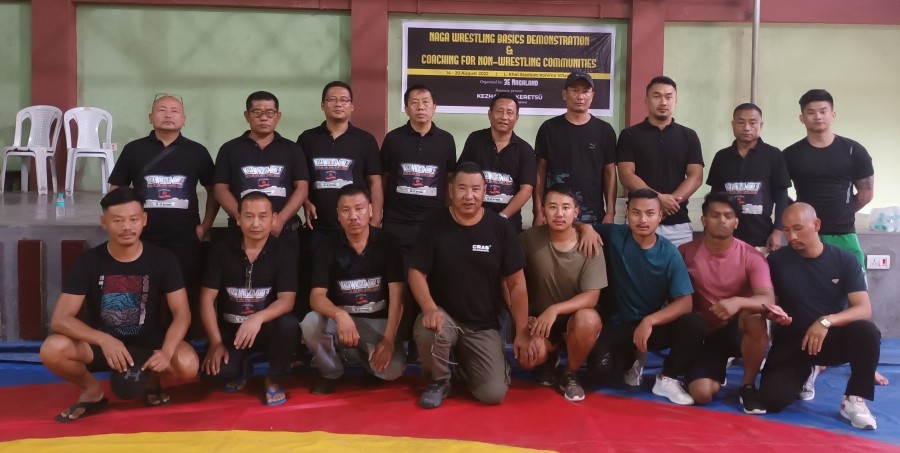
<box><xmin>76</xmin><ymin>5</ymin><xmax>350</xmax><ymax>191</ymax></box>
<box><xmin>0</xmin><ymin>1</ymin><xmax>31</xmax><ymax>173</ymax></box>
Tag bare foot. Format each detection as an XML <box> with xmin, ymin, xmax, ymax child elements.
<box><xmin>875</xmin><ymin>371</ymin><xmax>889</xmax><ymax>386</ymax></box>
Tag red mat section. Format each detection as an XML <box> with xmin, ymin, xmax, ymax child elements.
<box><xmin>2</xmin><ymin>376</ymin><xmax>897</xmax><ymax>452</ymax></box>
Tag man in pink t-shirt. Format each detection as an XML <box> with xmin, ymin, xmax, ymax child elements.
<box><xmin>678</xmin><ymin>192</ymin><xmax>781</xmax><ymax>415</ymax></box>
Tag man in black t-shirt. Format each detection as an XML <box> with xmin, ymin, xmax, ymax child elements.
<box><xmin>459</xmin><ymin>93</ymin><xmax>536</xmax><ymax>233</ymax></box>
<box><xmin>40</xmin><ymin>188</ymin><xmax>199</xmax><ymax>422</ymax></box>
<box><xmin>199</xmin><ymin>192</ymin><xmax>299</xmax><ymax>407</ymax></box>
<box><xmin>760</xmin><ymin>203</ymin><xmax>880</xmax><ymax>430</ymax></box>
<box><xmin>783</xmin><ymin>89</ymin><xmax>874</xmax><ymax>268</ymax></box>
<box><xmin>109</xmin><ymin>94</ymin><xmax>218</xmax><ymax>334</ymax></box>
<box><xmin>298</xmin><ymin>81</ymin><xmax>383</xmax><ymax>244</ymax></box>
<box><xmin>617</xmin><ymin>76</ymin><xmax>704</xmax><ymax>247</ymax></box>
<box><xmin>301</xmin><ymin>185</ymin><xmax>406</xmax><ymax>394</ymax></box>
<box><xmin>214</xmin><ymin>91</ymin><xmax>310</xmax><ymax>249</ymax></box>
<box><xmin>380</xmin><ymin>84</ymin><xmax>457</xmax><ymax>255</ymax></box>
<box><xmin>533</xmin><ymin>70</ymin><xmax>617</xmax><ymax>227</ymax></box>
<box><xmin>409</xmin><ymin>162</ymin><xmax>531</xmax><ymax>409</ymax></box>
<box><xmin>707</xmin><ymin>103</ymin><xmax>791</xmax><ymax>251</ymax></box>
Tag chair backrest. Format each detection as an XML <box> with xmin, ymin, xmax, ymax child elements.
<box><xmin>12</xmin><ymin>105</ymin><xmax>63</xmax><ymax>149</ymax></box>
<box><xmin>63</xmin><ymin>107</ymin><xmax>113</xmax><ymax>149</ymax></box>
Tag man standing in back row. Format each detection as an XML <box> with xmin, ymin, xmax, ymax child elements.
<box><xmin>617</xmin><ymin>76</ymin><xmax>704</xmax><ymax>247</ymax></box>
<box><xmin>533</xmin><ymin>70</ymin><xmax>617</xmax><ymax>227</ymax></box>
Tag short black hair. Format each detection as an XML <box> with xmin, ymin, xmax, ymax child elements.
<box><xmin>453</xmin><ymin>161</ymin><xmax>485</xmax><ymax>183</ymax></box>
<box><xmin>733</xmin><ymin>103</ymin><xmax>762</xmax><ymax>116</ymax></box>
<box><xmin>100</xmin><ymin>187</ymin><xmax>144</xmax><ymax>212</ymax></box>
<box><xmin>489</xmin><ymin>93</ymin><xmax>519</xmax><ymax>112</ymax></box>
<box><xmin>322</xmin><ymin>81</ymin><xmax>353</xmax><ymax>103</ymax></box>
<box><xmin>543</xmin><ymin>183</ymin><xmax>577</xmax><ymax>206</ymax></box>
<box><xmin>246</xmin><ymin>91</ymin><xmax>279</xmax><ymax>111</ymax></box>
<box><xmin>404</xmin><ymin>84</ymin><xmax>434</xmax><ymax>106</ymax></box>
<box><xmin>702</xmin><ymin>192</ymin><xmax>741</xmax><ymax>218</ymax></box>
<box><xmin>646</xmin><ymin>76</ymin><xmax>677</xmax><ymax>94</ymax></box>
<box><xmin>238</xmin><ymin>191</ymin><xmax>272</xmax><ymax>213</ymax></box>
<box><xmin>799</xmin><ymin>89</ymin><xmax>833</xmax><ymax>111</ymax></box>
<box><xmin>626</xmin><ymin>188</ymin><xmax>659</xmax><ymax>206</ymax></box>
<box><xmin>337</xmin><ymin>183</ymin><xmax>371</xmax><ymax>203</ymax></box>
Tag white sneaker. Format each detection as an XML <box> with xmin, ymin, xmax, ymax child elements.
<box><xmin>840</xmin><ymin>395</ymin><xmax>877</xmax><ymax>430</ymax></box>
<box><xmin>624</xmin><ymin>351</ymin><xmax>648</xmax><ymax>386</ymax></box>
<box><xmin>798</xmin><ymin>366</ymin><xmax>819</xmax><ymax>401</ymax></box>
<box><xmin>652</xmin><ymin>374</ymin><xmax>694</xmax><ymax>405</ymax></box>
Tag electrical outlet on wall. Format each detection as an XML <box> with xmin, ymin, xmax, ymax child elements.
<box><xmin>866</xmin><ymin>255</ymin><xmax>891</xmax><ymax>270</ymax></box>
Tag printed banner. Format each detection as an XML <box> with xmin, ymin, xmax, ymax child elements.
<box><xmin>402</xmin><ymin>21</ymin><xmax>615</xmax><ymax>116</ymax></box>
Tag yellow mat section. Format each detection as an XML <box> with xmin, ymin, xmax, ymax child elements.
<box><xmin>0</xmin><ymin>430</ymin><xmax>553</xmax><ymax>452</ymax></box>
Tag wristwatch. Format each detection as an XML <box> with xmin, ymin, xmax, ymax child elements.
<box><xmin>818</xmin><ymin>317</ymin><xmax>832</xmax><ymax>329</ymax></box>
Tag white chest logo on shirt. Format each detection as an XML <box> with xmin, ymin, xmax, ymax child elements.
<box><xmin>144</xmin><ymin>175</ymin><xmax>187</xmax><ymax>187</ymax></box>
<box><xmin>472</xmin><ymin>244</ymin><xmax>492</xmax><ymax>253</ymax></box>
<box><xmin>832</xmin><ymin>279</ymin><xmax>839</xmax><ymax>284</ymax></box>
<box><xmin>242</xmin><ymin>165</ymin><xmax>285</xmax><ymax>177</ymax></box>
<box><xmin>313</xmin><ymin>158</ymin><xmax>353</xmax><ymax>170</ymax></box>
<box><xmin>226</xmin><ymin>287</ymin><xmax>272</xmax><ymax>302</ymax></box>
<box><xmin>483</xmin><ymin>171</ymin><xmax>513</xmax><ymax>184</ymax></box>
<box><xmin>338</xmin><ymin>277</ymin><xmax>382</xmax><ymax>293</ymax></box>
<box><xmin>724</xmin><ymin>182</ymin><xmax>762</xmax><ymax>194</ymax></box>
<box><xmin>401</xmin><ymin>164</ymin><xmax>438</xmax><ymax>176</ymax></box>
<box><xmin>589</xmin><ymin>142</ymin><xmax>597</xmax><ymax>150</ymax></box>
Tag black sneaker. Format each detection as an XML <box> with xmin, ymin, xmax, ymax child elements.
<box><xmin>739</xmin><ymin>384</ymin><xmax>767</xmax><ymax>415</ymax></box>
<box><xmin>558</xmin><ymin>371</ymin><xmax>585</xmax><ymax>402</ymax></box>
<box><xmin>310</xmin><ymin>375</ymin><xmax>340</xmax><ymax>395</ymax></box>
<box><xmin>419</xmin><ymin>379</ymin><xmax>451</xmax><ymax>409</ymax></box>
<box><xmin>533</xmin><ymin>351</ymin><xmax>559</xmax><ymax>387</ymax></box>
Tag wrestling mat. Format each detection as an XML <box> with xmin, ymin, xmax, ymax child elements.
<box><xmin>0</xmin><ymin>339</ymin><xmax>897</xmax><ymax>452</ymax></box>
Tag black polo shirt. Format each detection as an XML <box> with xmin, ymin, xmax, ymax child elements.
<box><xmin>458</xmin><ymin>128</ymin><xmax>536</xmax><ymax>232</ymax></box>
<box><xmin>783</xmin><ymin>135</ymin><xmax>874</xmax><ymax>235</ymax></box>
<box><xmin>706</xmin><ymin>138</ymin><xmax>791</xmax><ymax>247</ymax></box>
<box><xmin>202</xmin><ymin>235</ymin><xmax>298</xmax><ymax>323</ymax></box>
<box><xmin>297</xmin><ymin>122</ymin><xmax>381</xmax><ymax>233</ymax></box>
<box><xmin>534</xmin><ymin>115</ymin><xmax>617</xmax><ymax>224</ymax></box>
<box><xmin>617</xmin><ymin>118</ymin><xmax>704</xmax><ymax>225</ymax></box>
<box><xmin>409</xmin><ymin>209</ymin><xmax>525</xmax><ymax>331</ymax></box>
<box><xmin>213</xmin><ymin>131</ymin><xmax>309</xmax><ymax>218</ymax></box>
<box><xmin>108</xmin><ymin>131</ymin><xmax>214</xmax><ymax>243</ymax></box>
<box><xmin>310</xmin><ymin>226</ymin><xmax>404</xmax><ymax>319</ymax></box>
<box><xmin>381</xmin><ymin>121</ymin><xmax>457</xmax><ymax>225</ymax></box>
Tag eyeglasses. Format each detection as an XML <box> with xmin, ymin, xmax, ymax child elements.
<box><xmin>249</xmin><ymin>109</ymin><xmax>279</xmax><ymax>118</ymax></box>
<box><xmin>324</xmin><ymin>97</ymin><xmax>352</xmax><ymax>105</ymax></box>
<box><xmin>154</xmin><ymin>93</ymin><xmax>183</xmax><ymax>105</ymax></box>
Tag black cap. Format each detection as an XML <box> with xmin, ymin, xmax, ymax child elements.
<box><xmin>565</xmin><ymin>70</ymin><xmax>594</xmax><ymax>89</ymax></box>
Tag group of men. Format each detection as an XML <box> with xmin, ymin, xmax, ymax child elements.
<box><xmin>39</xmin><ymin>72</ymin><xmax>882</xmax><ymax>431</ymax></box>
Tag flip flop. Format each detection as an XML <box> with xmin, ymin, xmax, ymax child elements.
<box><xmin>223</xmin><ymin>377</ymin><xmax>247</xmax><ymax>393</ymax></box>
<box><xmin>264</xmin><ymin>384</ymin><xmax>287</xmax><ymax>407</ymax></box>
<box><xmin>54</xmin><ymin>397</ymin><xmax>109</xmax><ymax>423</ymax></box>
<box><xmin>143</xmin><ymin>387</ymin><xmax>171</xmax><ymax>407</ymax></box>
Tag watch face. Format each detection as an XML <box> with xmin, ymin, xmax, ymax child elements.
<box><xmin>820</xmin><ymin>317</ymin><xmax>831</xmax><ymax>328</ymax></box>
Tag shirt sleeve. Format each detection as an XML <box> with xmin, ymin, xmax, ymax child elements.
<box><xmin>159</xmin><ymin>248</ymin><xmax>186</xmax><ymax>293</ymax></box>
<box><xmin>107</xmin><ymin>146</ymin><xmax>134</xmax><ymax>187</ymax></box>
<box><xmin>363</xmin><ymin>133</ymin><xmax>382</xmax><ymax>175</ymax></box>
<box><xmin>534</xmin><ymin>122</ymin><xmax>550</xmax><ymax>161</ymax></box>
<box><xmin>499</xmin><ymin>217</ymin><xmax>526</xmax><ymax>276</ymax></box>
<box><xmin>667</xmin><ymin>247</ymin><xmax>694</xmax><ymax>298</ymax></box>
<box><xmin>746</xmin><ymin>249</ymin><xmax>774</xmax><ymax>290</ymax></box>
<box><xmin>275</xmin><ymin>242</ymin><xmax>299</xmax><ymax>293</ymax></box>
<box><xmin>201</xmin><ymin>243</ymin><xmax>225</xmax><ymax>290</ymax></box>
<box><xmin>62</xmin><ymin>251</ymin><xmax>96</xmax><ymax>295</ymax></box>
<box><xmin>445</xmin><ymin>134</ymin><xmax>458</xmax><ymax>174</ymax></box>
<box><xmin>580</xmin><ymin>254</ymin><xmax>608</xmax><ymax>291</ymax></box>
<box><xmin>213</xmin><ymin>145</ymin><xmax>231</xmax><ymax>184</ymax></box>
<box><xmin>603</xmin><ymin>123</ymin><xmax>618</xmax><ymax>165</ymax></box>
<box><xmin>383</xmin><ymin>232</ymin><xmax>406</xmax><ymax>283</ymax></box>
<box><xmin>841</xmin><ymin>248</ymin><xmax>868</xmax><ymax>294</ymax></box>
<box><xmin>309</xmin><ymin>239</ymin><xmax>333</xmax><ymax>290</ymax></box>
<box><xmin>198</xmin><ymin>145</ymin><xmax>215</xmax><ymax>187</ymax></box>
<box><xmin>380</xmin><ymin>135</ymin><xmax>393</xmax><ymax>175</ymax></box>
<box><xmin>291</xmin><ymin>142</ymin><xmax>310</xmax><ymax>182</ymax></box>
<box><xmin>685</xmin><ymin>128</ymin><xmax>704</xmax><ymax>166</ymax></box>
<box><xmin>518</xmin><ymin>141</ymin><xmax>537</xmax><ymax>186</ymax></box>
<box><xmin>705</xmin><ymin>152</ymin><xmax>723</xmax><ymax>189</ymax></box>
<box><xmin>849</xmin><ymin>139</ymin><xmax>875</xmax><ymax>180</ymax></box>
<box><xmin>770</xmin><ymin>148</ymin><xmax>792</xmax><ymax>190</ymax></box>
<box><xmin>615</xmin><ymin>127</ymin><xmax>635</xmax><ymax>163</ymax></box>
<box><xmin>408</xmin><ymin>216</ymin><xmax>436</xmax><ymax>274</ymax></box>
<box><xmin>457</xmin><ymin>132</ymin><xmax>476</xmax><ymax>165</ymax></box>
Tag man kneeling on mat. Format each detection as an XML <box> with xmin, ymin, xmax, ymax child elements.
<box><xmin>199</xmin><ymin>191</ymin><xmax>299</xmax><ymax>406</ymax></box>
<box><xmin>40</xmin><ymin>187</ymin><xmax>199</xmax><ymax>422</ymax></box>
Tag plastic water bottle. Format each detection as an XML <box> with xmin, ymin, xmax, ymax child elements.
<box><xmin>55</xmin><ymin>192</ymin><xmax>66</xmax><ymax>218</ymax></box>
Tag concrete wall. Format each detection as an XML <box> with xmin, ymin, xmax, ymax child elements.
<box><xmin>664</xmin><ymin>23</ymin><xmax>900</xmax><ymax>211</ymax></box>
<box><xmin>0</xmin><ymin>1</ymin><xmax>31</xmax><ymax>172</ymax></box>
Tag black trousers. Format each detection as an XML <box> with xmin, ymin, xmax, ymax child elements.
<box><xmin>759</xmin><ymin>320</ymin><xmax>881</xmax><ymax>412</ymax></box>
<box><xmin>587</xmin><ymin>312</ymin><xmax>706</xmax><ymax>382</ymax></box>
<box><xmin>203</xmin><ymin>313</ymin><xmax>299</xmax><ymax>385</ymax></box>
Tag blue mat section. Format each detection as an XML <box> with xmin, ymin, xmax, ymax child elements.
<box><xmin>3</xmin><ymin>339</ymin><xmax>898</xmax><ymax>444</ymax></box>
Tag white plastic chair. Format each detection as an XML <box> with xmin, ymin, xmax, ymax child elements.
<box><xmin>63</xmin><ymin>107</ymin><xmax>115</xmax><ymax>194</ymax></box>
<box><xmin>1</xmin><ymin>106</ymin><xmax>63</xmax><ymax>195</ymax></box>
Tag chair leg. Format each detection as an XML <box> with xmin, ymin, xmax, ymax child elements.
<box><xmin>21</xmin><ymin>158</ymin><xmax>31</xmax><ymax>193</ymax></box>
<box><xmin>65</xmin><ymin>153</ymin><xmax>76</xmax><ymax>195</ymax></box>
<box><xmin>48</xmin><ymin>156</ymin><xmax>59</xmax><ymax>195</ymax></box>
<box><xmin>33</xmin><ymin>155</ymin><xmax>48</xmax><ymax>195</ymax></box>
<box><xmin>0</xmin><ymin>154</ymin><xmax>8</xmax><ymax>193</ymax></box>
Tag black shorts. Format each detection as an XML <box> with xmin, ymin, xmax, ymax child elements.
<box><xmin>87</xmin><ymin>336</ymin><xmax>165</xmax><ymax>372</ymax></box>
<box><xmin>685</xmin><ymin>319</ymin><xmax>742</xmax><ymax>384</ymax></box>
<box><xmin>530</xmin><ymin>314</ymin><xmax>570</xmax><ymax>347</ymax></box>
